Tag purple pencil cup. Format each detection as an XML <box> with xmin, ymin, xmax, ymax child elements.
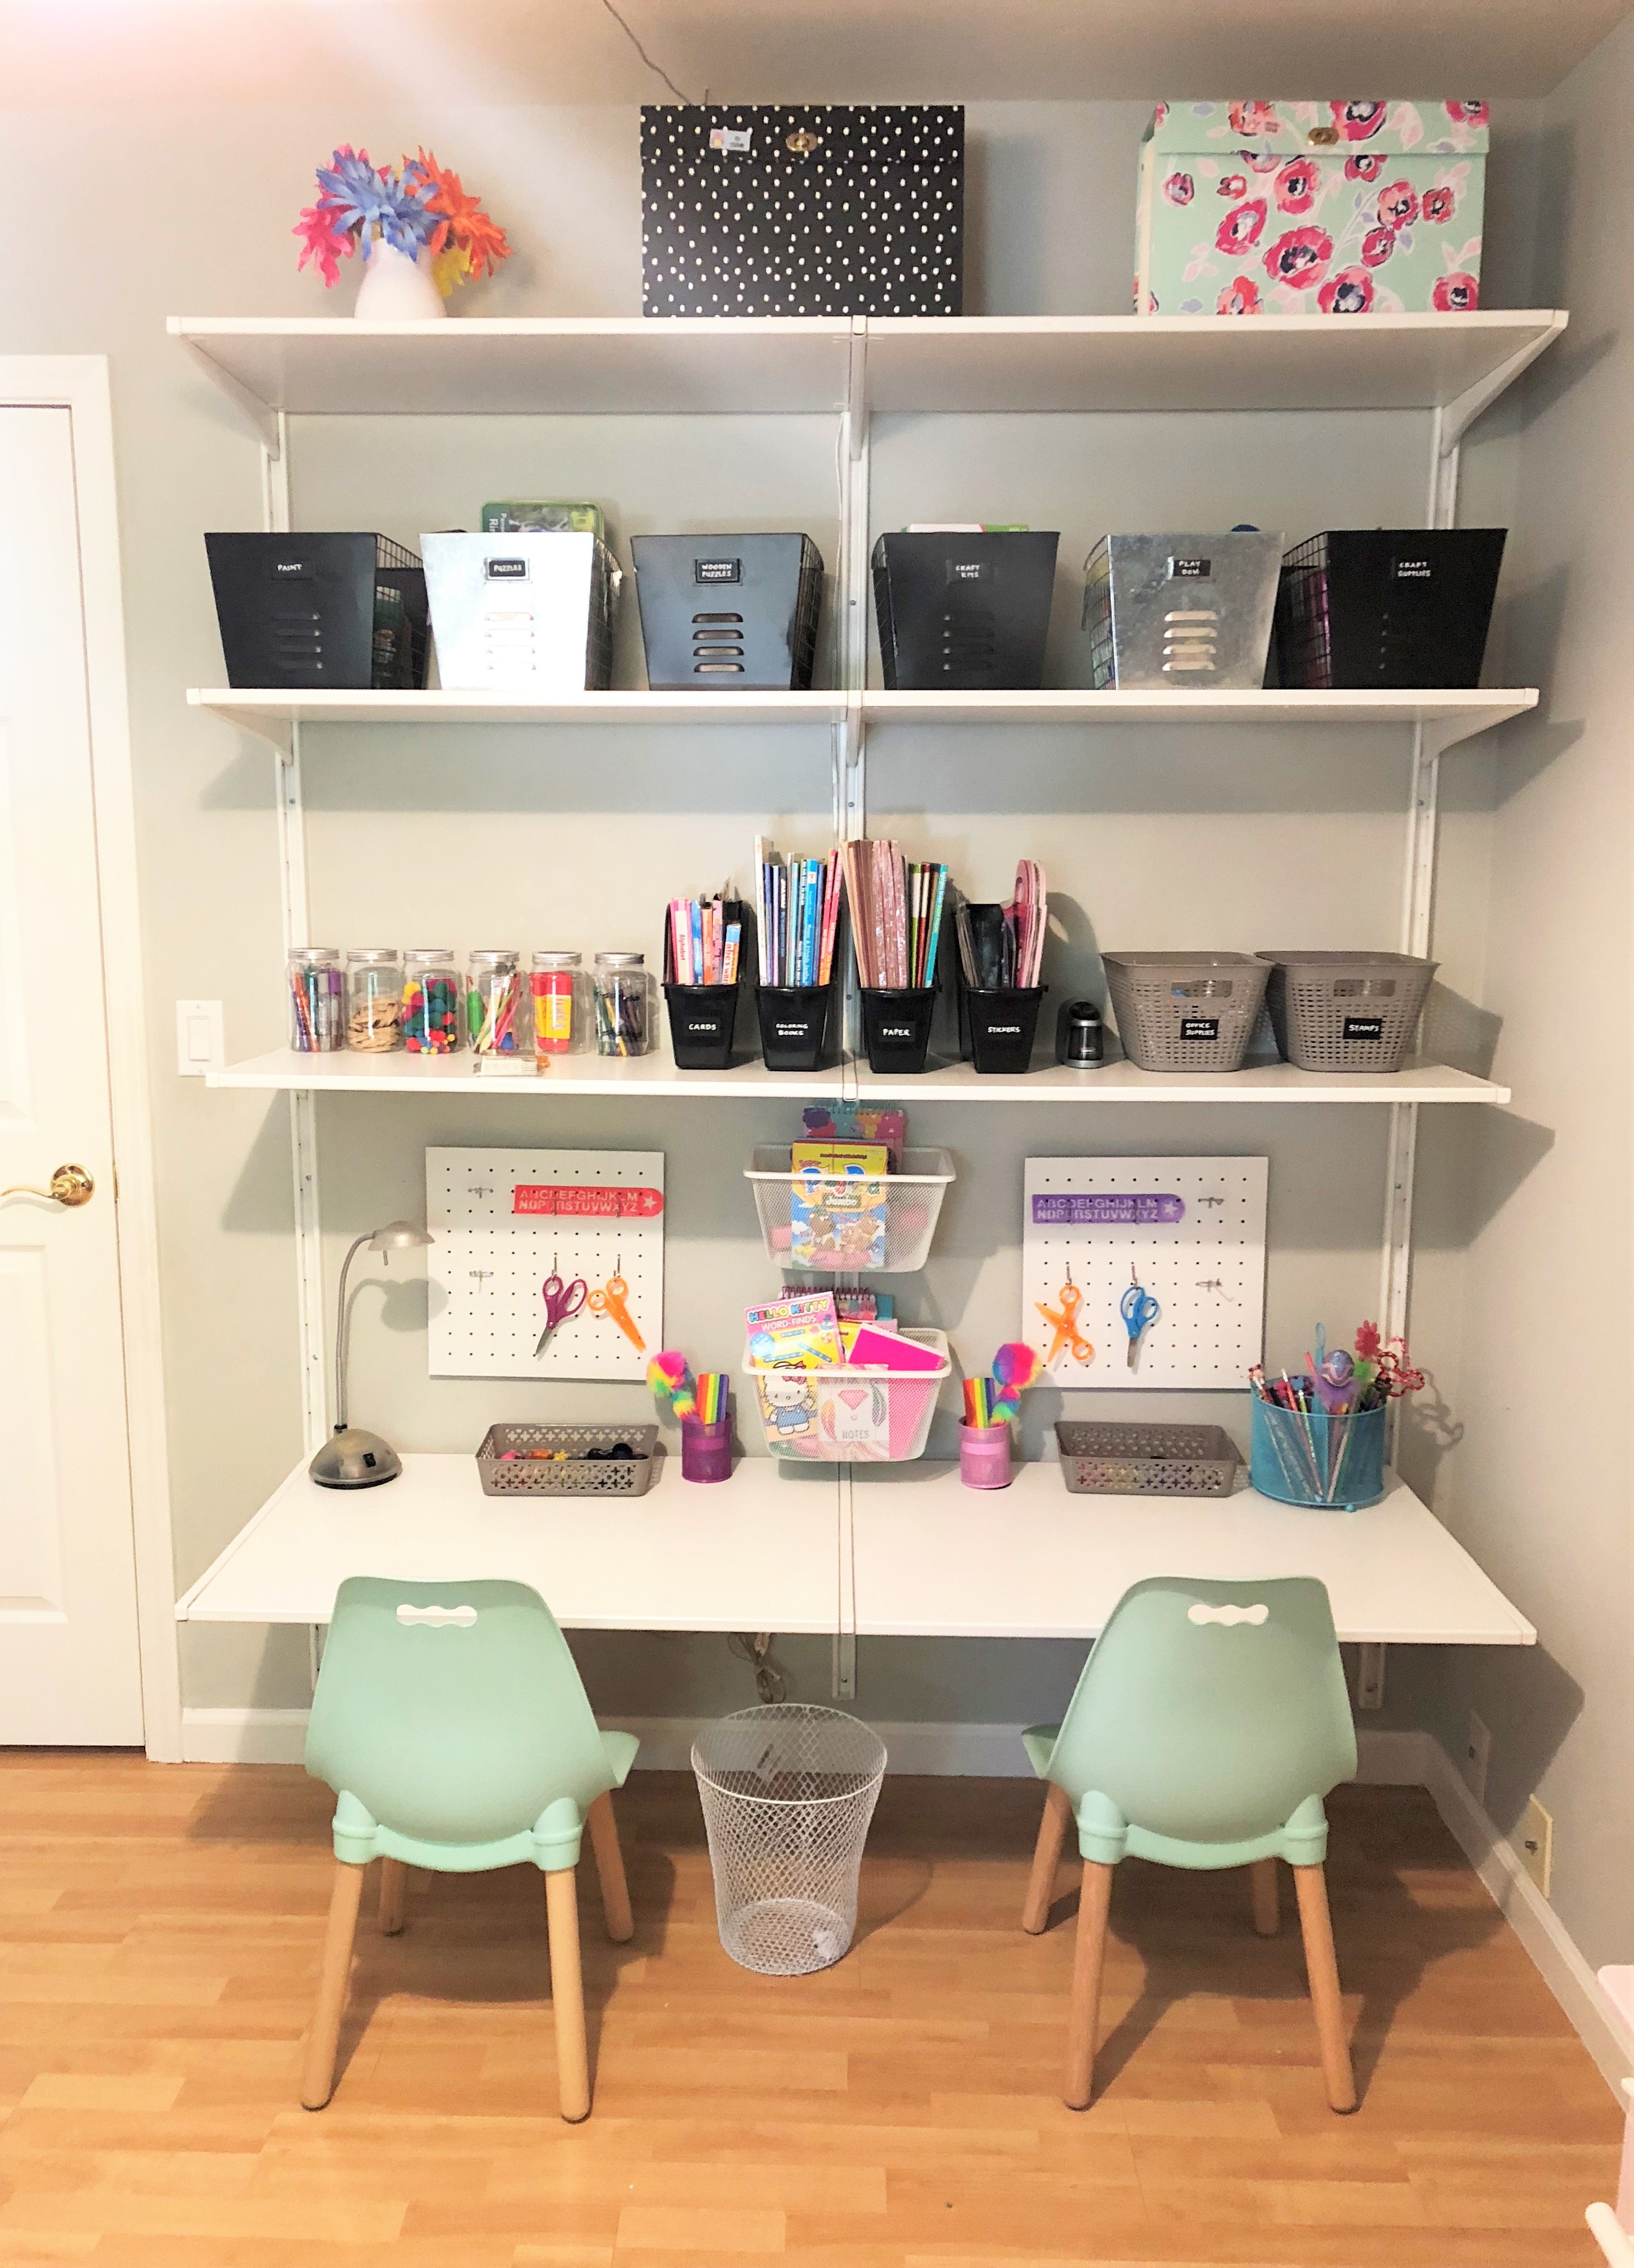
<box><xmin>959</xmin><ymin>1422</ymin><xmax>1012</xmax><ymax>1490</ymax></box>
<box><xmin>681</xmin><ymin>1413</ymin><xmax>732</xmax><ymax>1484</ymax></box>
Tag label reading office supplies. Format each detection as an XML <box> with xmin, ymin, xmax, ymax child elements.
<box><xmin>1180</xmin><ymin>1016</ymin><xmax>1220</xmax><ymax>1041</ymax></box>
<box><xmin>486</xmin><ymin>557</ymin><xmax>529</xmax><ymax>579</ymax></box>
<box><xmin>1342</xmin><ymin>1016</ymin><xmax>1386</xmax><ymax>1041</ymax></box>
<box><xmin>1032</xmin><ymin>1193</ymin><xmax>1186</xmax><ymax>1226</ymax></box>
<box><xmin>709</xmin><ymin>127</ymin><xmax>753</xmax><ymax>152</ymax></box>
<box><xmin>695</xmin><ymin>558</ymin><xmax>742</xmax><ymax>583</ymax></box>
<box><xmin>1169</xmin><ymin>556</ymin><xmax>1212</xmax><ymax>579</ymax></box>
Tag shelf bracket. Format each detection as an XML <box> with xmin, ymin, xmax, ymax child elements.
<box><xmin>178</xmin><ymin>333</ymin><xmax>281</xmax><ymax>456</ymax></box>
<box><xmin>1437</xmin><ymin>313</ymin><xmax>1567</xmax><ymax>459</ymax></box>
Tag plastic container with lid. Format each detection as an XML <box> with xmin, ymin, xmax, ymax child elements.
<box><xmin>345</xmin><ymin>948</ymin><xmax>403</xmax><ymax>1052</ymax></box>
<box><xmin>593</xmin><ymin>951</ymin><xmax>656</xmax><ymax>1058</ymax></box>
<box><xmin>288</xmin><ymin>947</ymin><xmax>343</xmax><ymax>1053</ymax></box>
<box><xmin>530</xmin><ymin>950</ymin><xmax>589</xmax><ymax>1056</ymax></box>
<box><xmin>402</xmin><ymin>949</ymin><xmax>462</xmax><ymax>1055</ymax></box>
<box><xmin>466</xmin><ymin>949</ymin><xmax>528</xmax><ymax>1057</ymax></box>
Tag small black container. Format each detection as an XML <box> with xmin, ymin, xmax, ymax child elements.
<box><xmin>632</xmin><ymin>533</ymin><xmax>825</xmax><ymax>691</ymax></box>
<box><xmin>664</xmin><ymin>986</ymin><xmax>739</xmax><ymax>1069</ymax></box>
<box><xmin>205</xmin><ymin>533</ymin><xmax>429</xmax><ymax>690</ymax></box>
<box><xmin>872</xmin><ymin>531</ymin><xmax>1059</xmax><ymax>691</ymax></box>
<box><xmin>1272</xmin><ymin>528</ymin><xmax>1507</xmax><ymax>690</ymax></box>
<box><xmin>961</xmin><ymin>986</ymin><xmax>1046</xmax><ymax>1075</ymax></box>
<box><xmin>860</xmin><ymin>986</ymin><xmax>937</xmax><ymax>1075</ymax></box>
<box><xmin>755</xmin><ymin>985</ymin><xmax>832</xmax><ymax>1072</ymax></box>
<box><xmin>1056</xmin><ymin>999</ymin><xmax>1105</xmax><ymax>1067</ymax></box>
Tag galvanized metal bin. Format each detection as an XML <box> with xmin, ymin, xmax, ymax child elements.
<box><xmin>1081</xmin><ymin>532</ymin><xmax>1282</xmax><ymax>690</ymax></box>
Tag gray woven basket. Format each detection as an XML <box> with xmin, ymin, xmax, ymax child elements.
<box><xmin>1258</xmin><ymin>950</ymin><xmax>1437</xmax><ymax>1074</ymax></box>
<box><xmin>1102</xmin><ymin>951</ymin><xmax>1270</xmax><ymax>1072</ymax></box>
<box><xmin>475</xmin><ymin>1422</ymin><xmax>658</xmax><ymax>1495</ymax></box>
<box><xmin>1056</xmin><ymin>1421</ymin><xmax>1241</xmax><ymax>1498</ymax></box>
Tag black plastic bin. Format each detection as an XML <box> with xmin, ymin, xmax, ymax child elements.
<box><xmin>664</xmin><ymin>985</ymin><xmax>739</xmax><ymax>1069</ymax></box>
<box><xmin>960</xmin><ymin>985</ymin><xmax>1046</xmax><ymax>1075</ymax></box>
<box><xmin>860</xmin><ymin>986</ymin><xmax>937</xmax><ymax>1075</ymax></box>
<box><xmin>1272</xmin><ymin>528</ymin><xmax>1507</xmax><ymax>690</ymax></box>
<box><xmin>755</xmin><ymin>985</ymin><xmax>832</xmax><ymax>1072</ymax></box>
<box><xmin>205</xmin><ymin>533</ymin><xmax>429</xmax><ymax>690</ymax></box>
<box><xmin>872</xmin><ymin>531</ymin><xmax>1059</xmax><ymax>691</ymax></box>
<box><xmin>632</xmin><ymin>534</ymin><xmax>824</xmax><ymax>691</ymax></box>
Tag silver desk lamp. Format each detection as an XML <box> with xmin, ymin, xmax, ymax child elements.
<box><xmin>309</xmin><ymin>1219</ymin><xmax>433</xmax><ymax>1489</ymax></box>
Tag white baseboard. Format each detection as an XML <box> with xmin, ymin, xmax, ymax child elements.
<box><xmin>176</xmin><ymin>1707</ymin><xmax>1634</xmax><ymax>2103</ymax></box>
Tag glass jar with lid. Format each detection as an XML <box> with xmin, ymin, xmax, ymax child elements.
<box><xmin>288</xmin><ymin>946</ymin><xmax>343</xmax><ymax>1053</ymax></box>
<box><xmin>346</xmin><ymin>948</ymin><xmax>404</xmax><ymax>1052</ymax></box>
<box><xmin>403</xmin><ymin>949</ymin><xmax>462</xmax><ymax>1055</ymax></box>
<box><xmin>466</xmin><ymin>948</ymin><xmax>527</xmax><ymax>1057</ymax></box>
<box><xmin>531</xmin><ymin>950</ymin><xmax>590</xmax><ymax>1056</ymax></box>
<box><xmin>593</xmin><ymin>950</ymin><xmax>656</xmax><ymax>1057</ymax></box>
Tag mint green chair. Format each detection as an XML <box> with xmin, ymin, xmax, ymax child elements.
<box><xmin>301</xmin><ymin>1577</ymin><xmax>638</xmax><ymax>2122</ymax></box>
<box><xmin>1020</xmin><ymin>1575</ymin><xmax>1358</xmax><ymax>2114</ymax></box>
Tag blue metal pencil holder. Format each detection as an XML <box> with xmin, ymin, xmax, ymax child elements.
<box><xmin>1250</xmin><ymin>1396</ymin><xmax>1387</xmax><ymax>1512</ymax></box>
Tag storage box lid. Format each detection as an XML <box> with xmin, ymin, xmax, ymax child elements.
<box><xmin>1144</xmin><ymin>100</ymin><xmax>1488</xmax><ymax>158</ymax></box>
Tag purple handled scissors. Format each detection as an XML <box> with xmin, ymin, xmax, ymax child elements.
<box><xmin>535</xmin><ymin>1268</ymin><xmax>587</xmax><ymax>1357</ymax></box>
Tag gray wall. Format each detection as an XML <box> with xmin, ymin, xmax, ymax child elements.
<box><xmin>0</xmin><ymin>94</ymin><xmax>1543</xmax><ymax>1732</ymax></box>
<box><xmin>1433</xmin><ymin>19</ymin><xmax>1634</xmax><ymax>1967</ymax></box>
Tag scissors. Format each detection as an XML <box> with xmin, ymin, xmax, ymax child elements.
<box><xmin>1035</xmin><ymin>1277</ymin><xmax>1094</xmax><ymax>1367</ymax></box>
<box><xmin>1121</xmin><ymin>1269</ymin><xmax>1160</xmax><ymax>1369</ymax></box>
<box><xmin>534</xmin><ymin>1265</ymin><xmax>588</xmax><ymax>1358</ymax></box>
<box><xmin>588</xmin><ymin>1270</ymin><xmax>646</xmax><ymax>1354</ymax></box>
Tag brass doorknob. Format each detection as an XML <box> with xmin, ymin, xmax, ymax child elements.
<box><xmin>1</xmin><ymin>1164</ymin><xmax>94</xmax><ymax>1207</ymax></box>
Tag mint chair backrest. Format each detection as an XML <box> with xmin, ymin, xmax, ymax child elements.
<box><xmin>305</xmin><ymin>1577</ymin><xmax>610</xmax><ymax>1849</ymax></box>
<box><xmin>1048</xmin><ymin>1575</ymin><xmax>1356</xmax><ymax>1857</ymax></box>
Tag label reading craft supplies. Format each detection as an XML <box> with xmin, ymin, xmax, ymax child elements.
<box><xmin>1031</xmin><ymin>1193</ymin><xmax>1186</xmax><ymax>1226</ymax></box>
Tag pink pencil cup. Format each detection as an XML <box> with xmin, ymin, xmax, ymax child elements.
<box><xmin>959</xmin><ymin>1421</ymin><xmax>1012</xmax><ymax>1489</ymax></box>
<box><xmin>681</xmin><ymin>1412</ymin><xmax>732</xmax><ymax>1484</ymax></box>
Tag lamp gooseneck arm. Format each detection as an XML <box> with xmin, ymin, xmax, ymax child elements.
<box><xmin>333</xmin><ymin>1233</ymin><xmax>371</xmax><ymax>1434</ymax></box>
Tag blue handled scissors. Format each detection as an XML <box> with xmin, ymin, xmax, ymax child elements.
<box><xmin>1121</xmin><ymin>1269</ymin><xmax>1160</xmax><ymax>1369</ymax></box>
<box><xmin>535</xmin><ymin>1267</ymin><xmax>588</xmax><ymax>1357</ymax></box>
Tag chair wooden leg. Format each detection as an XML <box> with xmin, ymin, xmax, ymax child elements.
<box><xmin>1064</xmin><ymin>1860</ymin><xmax>1115</xmax><ymax>2111</ymax></box>
<box><xmin>378</xmin><ymin>1857</ymin><xmax>407</xmax><ymax>1937</ymax></box>
<box><xmin>301</xmin><ymin>1860</ymin><xmax>366</xmax><ymax>2110</ymax></box>
<box><xmin>1293</xmin><ymin>1862</ymin><xmax>1357</xmax><ymax>2113</ymax></box>
<box><xmin>1022</xmin><ymin>1783</ymin><xmax>1072</xmax><ymax>1935</ymax></box>
<box><xmin>544</xmin><ymin>1865</ymin><xmax>591</xmax><ymax>2123</ymax></box>
<box><xmin>1250</xmin><ymin>1857</ymin><xmax>1280</xmax><ymax>1937</ymax></box>
<box><xmin>586</xmin><ymin>1792</ymin><xmax>634</xmax><ymax>1944</ymax></box>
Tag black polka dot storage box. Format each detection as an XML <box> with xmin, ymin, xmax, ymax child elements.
<box><xmin>641</xmin><ymin>105</ymin><xmax>964</xmax><ymax>318</ymax></box>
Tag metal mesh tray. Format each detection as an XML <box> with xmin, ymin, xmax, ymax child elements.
<box><xmin>476</xmin><ymin>1422</ymin><xmax>658</xmax><ymax>1495</ymax></box>
<box><xmin>1056</xmin><ymin>1421</ymin><xmax>1241</xmax><ymax>1498</ymax></box>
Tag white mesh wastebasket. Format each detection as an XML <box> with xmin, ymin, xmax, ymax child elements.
<box><xmin>691</xmin><ymin>1705</ymin><xmax>887</xmax><ymax>1976</ymax></box>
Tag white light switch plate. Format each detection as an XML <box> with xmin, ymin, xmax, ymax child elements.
<box><xmin>175</xmin><ymin>998</ymin><xmax>224</xmax><ymax>1076</ymax></box>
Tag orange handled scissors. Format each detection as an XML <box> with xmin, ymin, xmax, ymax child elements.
<box><xmin>1036</xmin><ymin>1279</ymin><xmax>1094</xmax><ymax>1367</ymax></box>
<box><xmin>588</xmin><ymin>1272</ymin><xmax>646</xmax><ymax>1354</ymax></box>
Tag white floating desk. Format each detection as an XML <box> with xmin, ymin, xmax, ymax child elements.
<box><xmin>843</xmin><ymin>1462</ymin><xmax>1535</xmax><ymax>1647</ymax></box>
<box><xmin>179</xmin><ymin>1453</ymin><xmax>1533</xmax><ymax>1652</ymax></box>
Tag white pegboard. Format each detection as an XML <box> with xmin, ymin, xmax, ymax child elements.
<box><xmin>1023</xmin><ymin>1156</ymin><xmax>1266</xmax><ymax>1390</ymax></box>
<box><xmin>426</xmin><ymin>1148</ymin><xmax>664</xmax><ymax>1381</ymax></box>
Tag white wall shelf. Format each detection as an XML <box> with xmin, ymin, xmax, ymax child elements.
<box><xmin>208</xmin><ymin>1047</ymin><xmax>1506</xmax><ymax>1107</ymax></box>
<box><xmin>190</xmin><ymin>684</ymin><xmax>1538</xmax><ymax>751</ymax></box>
<box><xmin>171</xmin><ymin>311</ymin><xmax>1567</xmax><ymax>442</ymax></box>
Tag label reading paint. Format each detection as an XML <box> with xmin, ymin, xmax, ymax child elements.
<box><xmin>1031</xmin><ymin>1193</ymin><xmax>1186</xmax><ymax>1225</ymax></box>
<box><xmin>271</xmin><ymin>558</ymin><xmax>313</xmax><ymax>577</ymax></box>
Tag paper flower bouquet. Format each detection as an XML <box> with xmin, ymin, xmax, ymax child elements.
<box><xmin>295</xmin><ymin>147</ymin><xmax>510</xmax><ymax>316</ymax></box>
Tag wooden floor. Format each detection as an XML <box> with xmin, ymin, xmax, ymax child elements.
<box><xmin>0</xmin><ymin>1755</ymin><xmax>1618</xmax><ymax>2266</ymax></box>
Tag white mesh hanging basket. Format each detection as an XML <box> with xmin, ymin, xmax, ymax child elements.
<box><xmin>691</xmin><ymin>1704</ymin><xmax>887</xmax><ymax>1977</ymax></box>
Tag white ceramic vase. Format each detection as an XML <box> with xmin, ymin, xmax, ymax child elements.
<box><xmin>353</xmin><ymin>238</ymin><xmax>447</xmax><ymax>321</ymax></box>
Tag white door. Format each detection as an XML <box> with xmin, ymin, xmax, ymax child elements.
<box><xmin>0</xmin><ymin>405</ymin><xmax>143</xmax><ymax>1742</ymax></box>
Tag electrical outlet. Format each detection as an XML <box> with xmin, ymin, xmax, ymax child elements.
<box><xmin>1519</xmin><ymin>1795</ymin><xmax>1554</xmax><ymax>1899</ymax></box>
<box><xmin>1462</xmin><ymin>1712</ymin><xmax>1491</xmax><ymax>1808</ymax></box>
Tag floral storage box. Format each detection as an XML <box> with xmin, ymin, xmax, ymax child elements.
<box><xmin>1135</xmin><ymin>100</ymin><xmax>1487</xmax><ymax>317</ymax></box>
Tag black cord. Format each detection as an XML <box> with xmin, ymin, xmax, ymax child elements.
<box><xmin>729</xmin><ymin>1632</ymin><xmax>788</xmax><ymax>1705</ymax></box>
<box><xmin>597</xmin><ymin>0</ymin><xmax>695</xmax><ymax>104</ymax></box>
